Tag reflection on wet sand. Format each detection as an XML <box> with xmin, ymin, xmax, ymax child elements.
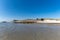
<box><xmin>0</xmin><ymin>23</ymin><xmax>60</xmax><ymax>40</ymax></box>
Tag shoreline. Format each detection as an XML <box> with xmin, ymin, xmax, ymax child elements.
<box><xmin>13</xmin><ymin>20</ymin><xmax>60</xmax><ymax>24</ymax></box>
<box><xmin>14</xmin><ymin>21</ymin><xmax>60</xmax><ymax>24</ymax></box>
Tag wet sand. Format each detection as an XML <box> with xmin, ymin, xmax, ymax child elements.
<box><xmin>0</xmin><ymin>23</ymin><xmax>60</xmax><ymax>40</ymax></box>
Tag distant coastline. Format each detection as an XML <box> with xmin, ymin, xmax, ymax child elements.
<box><xmin>1</xmin><ymin>18</ymin><xmax>60</xmax><ymax>24</ymax></box>
<box><xmin>12</xmin><ymin>18</ymin><xmax>60</xmax><ymax>24</ymax></box>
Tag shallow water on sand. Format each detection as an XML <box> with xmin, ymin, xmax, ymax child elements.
<box><xmin>0</xmin><ymin>23</ymin><xmax>60</xmax><ymax>40</ymax></box>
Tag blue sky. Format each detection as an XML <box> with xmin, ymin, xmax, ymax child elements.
<box><xmin>0</xmin><ymin>0</ymin><xmax>60</xmax><ymax>21</ymax></box>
